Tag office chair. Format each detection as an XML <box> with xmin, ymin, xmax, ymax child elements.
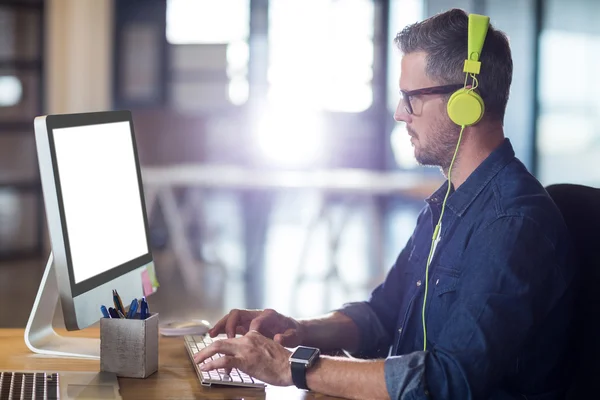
<box><xmin>545</xmin><ymin>183</ymin><xmax>600</xmax><ymax>400</ymax></box>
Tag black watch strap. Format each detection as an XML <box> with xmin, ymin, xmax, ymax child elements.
<box><xmin>291</xmin><ymin>362</ymin><xmax>309</xmax><ymax>390</ymax></box>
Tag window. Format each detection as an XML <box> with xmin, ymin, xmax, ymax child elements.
<box><xmin>536</xmin><ymin>0</ymin><xmax>600</xmax><ymax>186</ymax></box>
<box><xmin>267</xmin><ymin>0</ymin><xmax>375</xmax><ymax>113</ymax></box>
<box><xmin>166</xmin><ymin>0</ymin><xmax>249</xmax><ymax>44</ymax></box>
<box><xmin>166</xmin><ymin>0</ymin><xmax>250</xmax><ymax>108</ymax></box>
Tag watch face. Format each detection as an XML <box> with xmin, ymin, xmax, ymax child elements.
<box><xmin>291</xmin><ymin>346</ymin><xmax>318</xmax><ymax>361</ymax></box>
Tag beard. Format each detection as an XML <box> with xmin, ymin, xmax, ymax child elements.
<box><xmin>408</xmin><ymin>117</ymin><xmax>461</xmax><ymax>169</ymax></box>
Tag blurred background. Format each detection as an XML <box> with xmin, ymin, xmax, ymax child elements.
<box><xmin>0</xmin><ymin>0</ymin><xmax>598</xmax><ymax>328</ymax></box>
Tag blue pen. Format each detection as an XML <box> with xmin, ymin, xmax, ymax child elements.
<box><xmin>100</xmin><ymin>305</ymin><xmax>110</xmax><ymax>318</ymax></box>
<box><xmin>126</xmin><ymin>298</ymin><xmax>138</xmax><ymax>319</ymax></box>
<box><xmin>140</xmin><ymin>297</ymin><xmax>149</xmax><ymax>319</ymax></box>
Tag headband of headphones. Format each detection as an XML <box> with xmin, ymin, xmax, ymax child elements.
<box><xmin>463</xmin><ymin>14</ymin><xmax>490</xmax><ymax>75</ymax></box>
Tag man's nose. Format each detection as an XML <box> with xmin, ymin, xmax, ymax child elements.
<box><xmin>394</xmin><ymin>103</ymin><xmax>411</xmax><ymax>123</ymax></box>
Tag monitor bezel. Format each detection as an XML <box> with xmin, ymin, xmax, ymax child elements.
<box><xmin>45</xmin><ymin>110</ymin><xmax>153</xmax><ymax>297</ymax></box>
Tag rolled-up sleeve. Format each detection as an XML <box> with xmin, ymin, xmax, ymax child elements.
<box><xmin>384</xmin><ymin>352</ymin><xmax>429</xmax><ymax>399</ymax></box>
<box><xmin>337</xmin><ymin>301</ymin><xmax>392</xmax><ymax>359</ymax></box>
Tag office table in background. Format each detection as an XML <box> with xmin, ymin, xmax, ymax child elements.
<box><xmin>0</xmin><ymin>328</ymin><xmax>342</xmax><ymax>400</ymax></box>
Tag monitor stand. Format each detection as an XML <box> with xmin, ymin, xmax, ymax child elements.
<box><xmin>24</xmin><ymin>252</ymin><xmax>100</xmax><ymax>359</ymax></box>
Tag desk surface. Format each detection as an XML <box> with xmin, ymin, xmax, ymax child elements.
<box><xmin>0</xmin><ymin>329</ymin><xmax>341</xmax><ymax>400</ymax></box>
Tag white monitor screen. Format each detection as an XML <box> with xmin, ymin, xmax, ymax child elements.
<box><xmin>52</xmin><ymin>121</ymin><xmax>149</xmax><ymax>284</ymax></box>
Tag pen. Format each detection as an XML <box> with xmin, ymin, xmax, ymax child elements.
<box><xmin>113</xmin><ymin>289</ymin><xmax>125</xmax><ymax>316</ymax></box>
<box><xmin>117</xmin><ymin>310</ymin><xmax>126</xmax><ymax>319</ymax></box>
<box><xmin>140</xmin><ymin>297</ymin><xmax>149</xmax><ymax>319</ymax></box>
<box><xmin>108</xmin><ymin>307</ymin><xmax>119</xmax><ymax>319</ymax></box>
<box><xmin>100</xmin><ymin>305</ymin><xmax>110</xmax><ymax>318</ymax></box>
<box><xmin>126</xmin><ymin>298</ymin><xmax>138</xmax><ymax>319</ymax></box>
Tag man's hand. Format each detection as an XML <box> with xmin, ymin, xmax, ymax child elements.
<box><xmin>193</xmin><ymin>330</ymin><xmax>293</xmax><ymax>386</ymax></box>
<box><xmin>209</xmin><ymin>308</ymin><xmax>304</xmax><ymax>348</ymax></box>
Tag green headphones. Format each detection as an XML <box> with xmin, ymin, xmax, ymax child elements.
<box><xmin>446</xmin><ymin>14</ymin><xmax>490</xmax><ymax>127</ymax></box>
<box><xmin>421</xmin><ymin>13</ymin><xmax>490</xmax><ymax>352</ymax></box>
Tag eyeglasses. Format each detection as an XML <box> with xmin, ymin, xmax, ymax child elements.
<box><xmin>400</xmin><ymin>83</ymin><xmax>465</xmax><ymax>115</ymax></box>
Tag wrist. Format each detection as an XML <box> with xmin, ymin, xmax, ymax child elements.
<box><xmin>289</xmin><ymin>346</ymin><xmax>321</xmax><ymax>390</ymax></box>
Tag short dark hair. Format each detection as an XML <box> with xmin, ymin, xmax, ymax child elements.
<box><xmin>394</xmin><ymin>8</ymin><xmax>513</xmax><ymax>122</ymax></box>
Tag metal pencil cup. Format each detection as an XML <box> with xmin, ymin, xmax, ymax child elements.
<box><xmin>100</xmin><ymin>312</ymin><xmax>159</xmax><ymax>378</ymax></box>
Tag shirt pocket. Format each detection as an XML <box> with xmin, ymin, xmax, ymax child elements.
<box><xmin>425</xmin><ymin>265</ymin><xmax>461</xmax><ymax>343</ymax></box>
<box><xmin>432</xmin><ymin>266</ymin><xmax>460</xmax><ymax>296</ymax></box>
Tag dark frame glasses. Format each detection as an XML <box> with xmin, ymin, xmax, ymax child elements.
<box><xmin>400</xmin><ymin>83</ymin><xmax>465</xmax><ymax>114</ymax></box>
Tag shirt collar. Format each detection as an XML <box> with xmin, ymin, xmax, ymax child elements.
<box><xmin>425</xmin><ymin>138</ymin><xmax>515</xmax><ymax>217</ymax></box>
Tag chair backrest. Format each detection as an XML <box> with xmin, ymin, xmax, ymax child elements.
<box><xmin>545</xmin><ymin>183</ymin><xmax>600</xmax><ymax>399</ymax></box>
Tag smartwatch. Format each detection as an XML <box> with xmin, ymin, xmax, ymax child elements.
<box><xmin>289</xmin><ymin>346</ymin><xmax>320</xmax><ymax>390</ymax></box>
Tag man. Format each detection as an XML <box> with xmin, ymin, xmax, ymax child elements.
<box><xmin>194</xmin><ymin>9</ymin><xmax>577</xmax><ymax>399</ymax></box>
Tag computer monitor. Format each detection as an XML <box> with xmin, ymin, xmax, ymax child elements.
<box><xmin>26</xmin><ymin>110</ymin><xmax>156</xmax><ymax>359</ymax></box>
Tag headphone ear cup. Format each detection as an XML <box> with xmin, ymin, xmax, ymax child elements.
<box><xmin>447</xmin><ymin>89</ymin><xmax>485</xmax><ymax>126</ymax></box>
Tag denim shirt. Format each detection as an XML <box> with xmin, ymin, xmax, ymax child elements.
<box><xmin>338</xmin><ymin>139</ymin><xmax>577</xmax><ymax>400</ymax></box>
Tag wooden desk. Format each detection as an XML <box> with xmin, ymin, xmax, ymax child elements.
<box><xmin>0</xmin><ymin>329</ymin><xmax>342</xmax><ymax>400</ymax></box>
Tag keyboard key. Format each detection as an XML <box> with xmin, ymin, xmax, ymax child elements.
<box><xmin>13</xmin><ymin>373</ymin><xmax>23</xmax><ymax>399</ymax></box>
<box><xmin>0</xmin><ymin>372</ymin><xmax>11</xmax><ymax>398</ymax></box>
<box><xmin>35</xmin><ymin>373</ymin><xmax>45</xmax><ymax>399</ymax></box>
<box><xmin>230</xmin><ymin>371</ymin><xmax>243</xmax><ymax>383</ymax></box>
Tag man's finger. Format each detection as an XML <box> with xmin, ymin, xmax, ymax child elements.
<box><xmin>236</xmin><ymin>326</ymin><xmax>248</xmax><ymax>336</ymax></box>
<box><xmin>248</xmin><ymin>314</ymin><xmax>270</xmax><ymax>335</ymax></box>
<box><xmin>193</xmin><ymin>344</ymin><xmax>218</xmax><ymax>364</ymax></box>
<box><xmin>199</xmin><ymin>355</ymin><xmax>237</xmax><ymax>372</ymax></box>
<box><xmin>209</xmin><ymin>313</ymin><xmax>230</xmax><ymax>337</ymax></box>
<box><xmin>225</xmin><ymin>309</ymin><xmax>241</xmax><ymax>338</ymax></box>
<box><xmin>193</xmin><ymin>339</ymin><xmax>236</xmax><ymax>364</ymax></box>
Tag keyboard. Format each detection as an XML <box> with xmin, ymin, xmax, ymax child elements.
<box><xmin>184</xmin><ymin>335</ymin><xmax>265</xmax><ymax>388</ymax></box>
<box><xmin>0</xmin><ymin>372</ymin><xmax>59</xmax><ymax>399</ymax></box>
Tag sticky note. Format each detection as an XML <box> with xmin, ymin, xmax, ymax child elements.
<box><xmin>147</xmin><ymin>263</ymin><xmax>160</xmax><ymax>288</ymax></box>
<box><xmin>141</xmin><ymin>269</ymin><xmax>153</xmax><ymax>296</ymax></box>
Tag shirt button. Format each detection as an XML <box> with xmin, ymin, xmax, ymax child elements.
<box><xmin>436</xmin><ymin>279</ymin><xmax>439</xmax><ymax>285</ymax></box>
<box><xmin>416</xmin><ymin>280</ymin><xmax>422</xmax><ymax>286</ymax></box>
<box><xmin>398</xmin><ymin>327</ymin><xmax>402</xmax><ymax>334</ymax></box>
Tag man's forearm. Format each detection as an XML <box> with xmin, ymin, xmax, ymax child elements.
<box><xmin>306</xmin><ymin>356</ymin><xmax>390</xmax><ymax>400</ymax></box>
<box><xmin>298</xmin><ymin>311</ymin><xmax>360</xmax><ymax>352</ymax></box>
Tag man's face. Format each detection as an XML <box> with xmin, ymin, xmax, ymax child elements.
<box><xmin>394</xmin><ymin>52</ymin><xmax>460</xmax><ymax>169</ymax></box>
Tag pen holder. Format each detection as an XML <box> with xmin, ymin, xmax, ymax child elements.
<box><xmin>100</xmin><ymin>312</ymin><xmax>159</xmax><ymax>378</ymax></box>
